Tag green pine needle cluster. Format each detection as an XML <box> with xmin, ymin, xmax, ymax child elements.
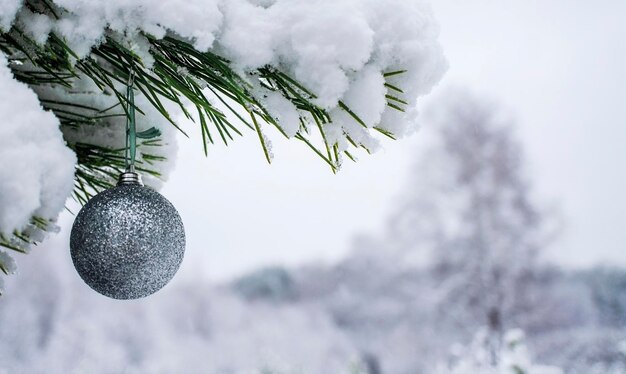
<box><xmin>0</xmin><ymin>0</ymin><xmax>409</xmax><ymax>280</ymax></box>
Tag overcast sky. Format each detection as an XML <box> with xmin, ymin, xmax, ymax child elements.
<box><xmin>31</xmin><ymin>0</ymin><xmax>626</xmax><ymax>285</ymax></box>
<box><xmin>429</xmin><ymin>0</ymin><xmax>626</xmax><ymax>269</ymax></box>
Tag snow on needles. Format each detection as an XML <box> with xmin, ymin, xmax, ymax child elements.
<box><xmin>0</xmin><ymin>54</ymin><xmax>76</xmax><ymax>236</ymax></box>
<box><xmin>6</xmin><ymin>0</ymin><xmax>446</xmax><ymax>146</ymax></box>
<box><xmin>216</xmin><ymin>0</ymin><xmax>448</xmax><ymax>145</ymax></box>
<box><xmin>0</xmin><ymin>0</ymin><xmax>446</xmax><ymax>261</ymax></box>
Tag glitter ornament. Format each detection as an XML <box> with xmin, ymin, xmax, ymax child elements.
<box><xmin>70</xmin><ymin>68</ymin><xmax>184</xmax><ymax>299</ymax></box>
<box><xmin>70</xmin><ymin>172</ymin><xmax>185</xmax><ymax>299</ymax></box>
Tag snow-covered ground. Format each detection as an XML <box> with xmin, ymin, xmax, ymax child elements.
<box><xmin>1</xmin><ymin>239</ymin><xmax>625</xmax><ymax>373</ymax></box>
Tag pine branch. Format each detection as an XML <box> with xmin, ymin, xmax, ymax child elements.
<box><xmin>0</xmin><ymin>0</ymin><xmax>411</xmax><ymax>293</ymax></box>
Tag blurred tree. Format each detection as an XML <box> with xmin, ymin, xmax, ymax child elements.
<box><xmin>387</xmin><ymin>90</ymin><xmax>557</xmax><ymax>363</ymax></box>
<box><xmin>586</xmin><ymin>267</ymin><xmax>626</xmax><ymax>327</ymax></box>
<box><xmin>234</xmin><ymin>266</ymin><xmax>297</xmax><ymax>302</ymax></box>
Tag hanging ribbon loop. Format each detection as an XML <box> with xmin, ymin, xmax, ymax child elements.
<box><xmin>125</xmin><ymin>68</ymin><xmax>137</xmax><ymax>173</ymax></box>
<box><xmin>123</xmin><ymin>67</ymin><xmax>161</xmax><ymax>176</ymax></box>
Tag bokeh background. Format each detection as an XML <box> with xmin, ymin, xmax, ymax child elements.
<box><xmin>1</xmin><ymin>0</ymin><xmax>625</xmax><ymax>373</ymax></box>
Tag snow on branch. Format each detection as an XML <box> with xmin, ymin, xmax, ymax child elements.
<box><xmin>0</xmin><ymin>0</ymin><xmax>446</xmax><ymax>292</ymax></box>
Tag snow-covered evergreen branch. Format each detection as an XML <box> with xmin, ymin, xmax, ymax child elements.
<box><xmin>0</xmin><ymin>0</ymin><xmax>446</xmax><ymax>292</ymax></box>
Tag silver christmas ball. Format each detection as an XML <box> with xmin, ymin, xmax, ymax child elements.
<box><xmin>70</xmin><ymin>172</ymin><xmax>185</xmax><ymax>299</ymax></box>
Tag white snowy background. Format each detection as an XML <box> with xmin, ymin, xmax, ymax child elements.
<box><xmin>1</xmin><ymin>0</ymin><xmax>626</xmax><ymax>373</ymax></box>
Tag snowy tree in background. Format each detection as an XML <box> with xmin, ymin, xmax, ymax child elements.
<box><xmin>384</xmin><ymin>90</ymin><xmax>557</xmax><ymax>362</ymax></box>
<box><xmin>0</xmin><ymin>0</ymin><xmax>446</xmax><ymax>292</ymax></box>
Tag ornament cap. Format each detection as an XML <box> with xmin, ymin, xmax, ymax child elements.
<box><xmin>117</xmin><ymin>170</ymin><xmax>143</xmax><ymax>186</ymax></box>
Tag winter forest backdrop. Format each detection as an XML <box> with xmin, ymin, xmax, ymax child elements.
<box><xmin>1</xmin><ymin>0</ymin><xmax>626</xmax><ymax>373</ymax></box>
